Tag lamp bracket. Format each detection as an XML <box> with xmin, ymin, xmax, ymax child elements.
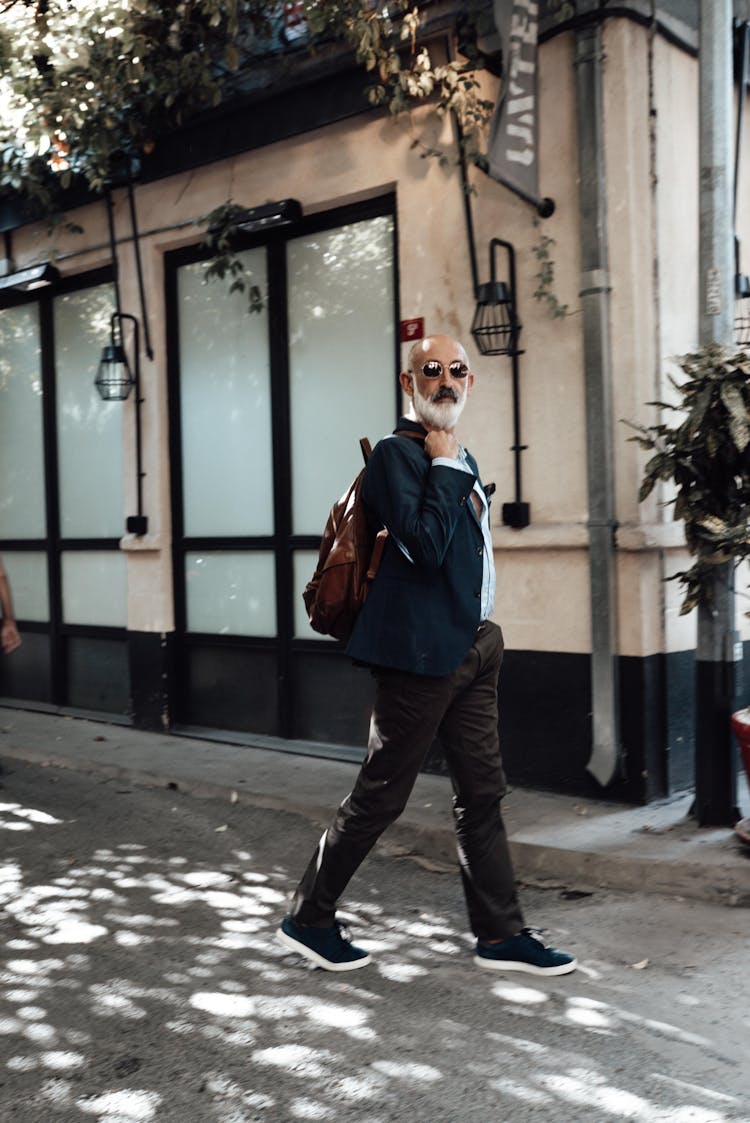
<box><xmin>502</xmin><ymin>502</ymin><xmax>531</xmax><ymax>529</ymax></box>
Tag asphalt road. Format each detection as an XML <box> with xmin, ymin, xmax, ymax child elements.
<box><xmin>0</xmin><ymin>759</ymin><xmax>748</xmax><ymax>1123</ymax></box>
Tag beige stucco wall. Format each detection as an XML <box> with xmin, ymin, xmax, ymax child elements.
<box><xmin>9</xmin><ymin>31</ymin><xmax>593</xmax><ymax>650</ymax></box>
<box><xmin>10</xmin><ymin>19</ymin><xmax>745</xmax><ymax>659</ymax></box>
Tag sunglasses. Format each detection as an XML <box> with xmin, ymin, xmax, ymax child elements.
<box><xmin>418</xmin><ymin>359</ymin><xmax>470</xmax><ymax>379</ymax></box>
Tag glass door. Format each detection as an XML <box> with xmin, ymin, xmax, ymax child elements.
<box><xmin>168</xmin><ymin>197</ymin><xmax>398</xmax><ymax>746</ymax></box>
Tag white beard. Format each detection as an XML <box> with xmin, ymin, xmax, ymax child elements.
<box><xmin>411</xmin><ymin>382</ymin><xmax>467</xmax><ymax>430</ymax></box>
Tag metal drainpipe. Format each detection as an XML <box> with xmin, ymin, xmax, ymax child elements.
<box><xmin>694</xmin><ymin>0</ymin><xmax>740</xmax><ymax>825</ymax></box>
<box><xmin>574</xmin><ymin>12</ymin><xmax>621</xmax><ymax>787</ymax></box>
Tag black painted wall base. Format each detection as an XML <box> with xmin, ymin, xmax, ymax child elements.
<box><xmin>426</xmin><ymin>647</ymin><xmax>708</xmax><ymax>804</ymax></box>
<box><xmin>128</xmin><ymin>631</ymin><xmax>175</xmax><ymax>732</ymax></box>
<box><xmin>9</xmin><ymin>628</ymin><xmax>744</xmax><ymax>805</ymax></box>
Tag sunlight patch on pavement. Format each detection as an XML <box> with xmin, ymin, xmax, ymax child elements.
<box><xmin>488</xmin><ymin>1077</ymin><xmax>554</xmax><ymax>1105</ymax></box>
<box><xmin>114</xmin><ymin>931</ymin><xmax>153</xmax><ymax>947</ymax></box>
<box><xmin>16</xmin><ymin>1004</ymin><xmax>45</xmax><ymax>1020</ymax></box>
<box><xmin>76</xmin><ymin>1088</ymin><xmax>162</xmax><ymax>1120</ymax></box>
<box><xmin>0</xmin><ymin>801</ymin><xmax>63</xmax><ymax>833</ymax></box>
<box><xmin>22</xmin><ymin>1021</ymin><xmax>56</xmax><ymax>1043</ymax></box>
<box><xmin>42</xmin><ymin>920</ymin><xmax>108</xmax><ymax>945</ymax></box>
<box><xmin>650</xmin><ymin>1073</ymin><xmax>741</xmax><ymax>1105</ymax></box>
<box><xmin>290</xmin><ymin>1097</ymin><xmax>333</xmax><ymax>1119</ymax></box>
<box><xmin>333</xmin><ymin>1074</ymin><xmax>386</xmax><ymax>1101</ymax></box>
<box><xmin>376</xmin><ymin>962</ymin><xmax>430</xmax><ymax>982</ymax></box>
<box><xmin>41</xmin><ymin>1050</ymin><xmax>85</xmax><ymax>1071</ymax></box>
<box><xmin>191</xmin><ymin>992</ymin><xmax>256</xmax><ymax>1018</ymax></box>
<box><xmin>538</xmin><ymin>1068</ymin><xmax>739</xmax><ymax>1122</ymax></box>
<box><xmin>5</xmin><ymin>957</ymin><xmax>65</xmax><ymax>975</ymax></box>
<box><xmin>203</xmin><ymin>1073</ymin><xmax>274</xmax><ymax>1112</ymax></box>
<box><xmin>180</xmin><ymin>870</ymin><xmax>234</xmax><ymax>887</ymax></box>
<box><xmin>252</xmin><ymin>1044</ymin><xmax>334</xmax><ymax>1078</ymax></box>
<box><xmin>486</xmin><ymin>1029</ymin><xmax>549</xmax><ymax>1056</ymax></box>
<box><xmin>565</xmin><ymin>1006</ymin><xmax>613</xmax><ymax>1029</ymax></box>
<box><xmin>370</xmin><ymin>1059</ymin><xmax>443</xmax><ymax>1082</ymax></box>
<box><xmin>561</xmin><ymin>995</ymin><xmax>713</xmax><ymax>1049</ymax></box>
<box><xmin>220</xmin><ymin>917</ymin><xmax>267</xmax><ymax>933</ymax></box>
<box><xmin>6</xmin><ymin>1055</ymin><xmax>36</xmax><ymax>1071</ymax></box>
<box><xmin>4</xmin><ymin>988</ymin><xmax>38</xmax><ymax>1002</ymax></box>
<box><xmin>88</xmin><ymin>984</ymin><xmax>147</xmax><ymax>1020</ymax></box>
<box><xmin>0</xmin><ymin>804</ymin><xmax>63</xmax><ymax>825</ymax></box>
<box><xmin>491</xmin><ymin>981</ymin><xmax>549</xmax><ymax>1005</ymax></box>
<box><xmin>304</xmin><ymin>1001</ymin><xmax>369</xmax><ymax>1028</ymax></box>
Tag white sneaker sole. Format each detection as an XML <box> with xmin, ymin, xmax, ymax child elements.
<box><xmin>473</xmin><ymin>954</ymin><xmax>577</xmax><ymax>976</ymax></box>
<box><xmin>276</xmin><ymin>927</ymin><xmax>372</xmax><ymax>971</ymax></box>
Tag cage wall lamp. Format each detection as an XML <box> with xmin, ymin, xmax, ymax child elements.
<box><xmin>94</xmin><ymin>184</ymin><xmax>149</xmax><ymax>536</ymax></box>
<box><xmin>734</xmin><ymin>269</ymin><xmax>750</xmax><ymax>349</ymax></box>
<box><xmin>470</xmin><ymin>238</ymin><xmax>530</xmax><ymax>529</ymax></box>
<box><xmin>94</xmin><ymin>311</ymin><xmax>147</xmax><ymax>536</ymax></box>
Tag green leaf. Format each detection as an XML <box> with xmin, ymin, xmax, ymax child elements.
<box><xmin>720</xmin><ymin>382</ymin><xmax>750</xmax><ymax>451</ymax></box>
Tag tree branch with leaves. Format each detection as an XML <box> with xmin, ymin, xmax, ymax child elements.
<box><xmin>0</xmin><ymin>1</ymin><xmax>499</xmax><ymax>216</ymax></box>
<box><xmin>627</xmin><ymin>345</ymin><xmax>750</xmax><ymax>615</ymax></box>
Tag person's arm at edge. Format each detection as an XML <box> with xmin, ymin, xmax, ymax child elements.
<box><xmin>0</xmin><ymin>561</ymin><xmax>22</xmax><ymax>654</ymax></box>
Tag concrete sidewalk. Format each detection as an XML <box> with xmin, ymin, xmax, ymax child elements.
<box><xmin>1</xmin><ymin>704</ymin><xmax>748</xmax><ymax>908</ymax></box>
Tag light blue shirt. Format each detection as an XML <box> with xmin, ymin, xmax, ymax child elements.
<box><xmin>432</xmin><ymin>449</ymin><xmax>496</xmax><ymax>621</ymax></box>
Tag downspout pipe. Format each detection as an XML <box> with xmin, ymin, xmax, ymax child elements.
<box><xmin>574</xmin><ymin>9</ymin><xmax>622</xmax><ymax>788</ymax></box>
<box><xmin>694</xmin><ymin>0</ymin><xmax>740</xmax><ymax>825</ymax></box>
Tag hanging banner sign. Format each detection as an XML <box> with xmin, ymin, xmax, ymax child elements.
<box><xmin>486</xmin><ymin>0</ymin><xmax>540</xmax><ymax>204</ymax></box>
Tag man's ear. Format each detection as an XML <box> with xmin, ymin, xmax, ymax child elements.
<box><xmin>399</xmin><ymin>370</ymin><xmax>414</xmax><ymax>398</ymax></box>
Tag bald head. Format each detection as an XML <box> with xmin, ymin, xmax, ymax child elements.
<box><xmin>408</xmin><ymin>335</ymin><xmax>469</xmax><ymax>373</ymax></box>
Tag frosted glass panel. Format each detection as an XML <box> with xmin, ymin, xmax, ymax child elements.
<box><xmin>0</xmin><ymin>304</ymin><xmax>45</xmax><ymax>537</ymax></box>
<box><xmin>61</xmin><ymin>551</ymin><xmax>126</xmax><ymax>626</ymax></box>
<box><xmin>178</xmin><ymin>252</ymin><xmax>273</xmax><ymax>536</ymax></box>
<box><xmin>288</xmin><ymin>215</ymin><xmax>395</xmax><ymax>535</ymax></box>
<box><xmin>55</xmin><ymin>285</ymin><xmax>124</xmax><ymax>538</ymax></box>
<box><xmin>293</xmin><ymin>550</ymin><xmax>334</xmax><ymax>641</ymax></box>
<box><xmin>0</xmin><ymin>551</ymin><xmax>49</xmax><ymax>622</ymax></box>
<box><xmin>185</xmin><ymin>551</ymin><xmax>276</xmax><ymax>636</ymax></box>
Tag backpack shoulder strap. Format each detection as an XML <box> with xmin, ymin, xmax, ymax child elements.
<box><xmin>394</xmin><ymin>428</ymin><xmax>426</xmax><ymax>444</ymax></box>
<box><xmin>360</xmin><ymin>430</ymin><xmax>424</xmax><ymax>467</ymax></box>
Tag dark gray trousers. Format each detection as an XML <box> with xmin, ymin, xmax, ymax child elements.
<box><xmin>290</xmin><ymin>621</ymin><xmax>524</xmax><ymax>941</ymax></box>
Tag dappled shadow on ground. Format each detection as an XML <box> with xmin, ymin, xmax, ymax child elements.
<box><xmin>0</xmin><ymin>781</ymin><xmax>748</xmax><ymax>1122</ymax></box>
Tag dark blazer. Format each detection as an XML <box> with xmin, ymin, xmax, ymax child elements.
<box><xmin>346</xmin><ymin>417</ymin><xmax>488</xmax><ymax>676</ymax></box>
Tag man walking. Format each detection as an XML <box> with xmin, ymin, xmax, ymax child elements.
<box><xmin>278</xmin><ymin>334</ymin><xmax>575</xmax><ymax>977</ymax></box>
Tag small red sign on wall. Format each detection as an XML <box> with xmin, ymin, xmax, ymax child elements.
<box><xmin>400</xmin><ymin>317</ymin><xmax>424</xmax><ymax>343</ymax></box>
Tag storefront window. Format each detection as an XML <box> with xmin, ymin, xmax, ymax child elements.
<box><xmin>0</xmin><ymin>303</ymin><xmax>45</xmax><ymax>537</ymax></box>
<box><xmin>178</xmin><ymin>249</ymin><xmax>273</xmax><ymax>537</ymax></box>
<box><xmin>288</xmin><ymin>214</ymin><xmax>396</xmax><ymax>536</ymax></box>
<box><xmin>185</xmin><ymin>550</ymin><xmax>276</xmax><ymax>636</ymax></box>
<box><xmin>55</xmin><ymin>284</ymin><xmax>123</xmax><ymax>538</ymax></box>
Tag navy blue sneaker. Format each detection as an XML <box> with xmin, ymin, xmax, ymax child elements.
<box><xmin>474</xmin><ymin>927</ymin><xmax>576</xmax><ymax>976</ymax></box>
<box><xmin>277</xmin><ymin>916</ymin><xmax>371</xmax><ymax>971</ymax></box>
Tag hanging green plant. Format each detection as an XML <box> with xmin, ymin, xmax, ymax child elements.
<box><xmin>626</xmin><ymin>344</ymin><xmax>750</xmax><ymax>614</ymax></box>
<box><xmin>531</xmin><ymin>219</ymin><xmax>569</xmax><ymax>319</ymax></box>
<box><xmin>198</xmin><ymin>201</ymin><xmax>264</xmax><ymax>314</ymax></box>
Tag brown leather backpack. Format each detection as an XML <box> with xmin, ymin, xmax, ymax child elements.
<box><xmin>302</xmin><ymin>438</ymin><xmax>386</xmax><ymax>642</ymax></box>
